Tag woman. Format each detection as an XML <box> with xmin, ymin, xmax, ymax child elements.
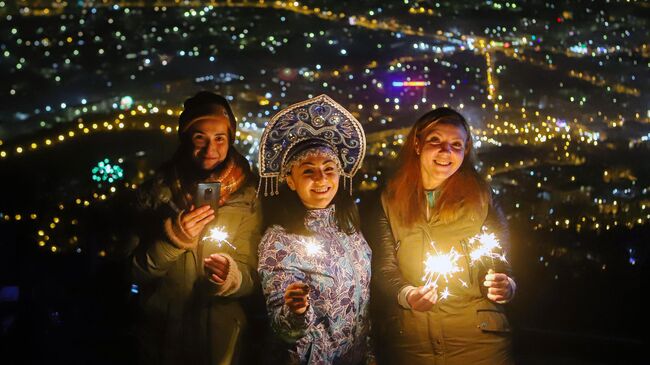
<box><xmin>366</xmin><ymin>108</ymin><xmax>516</xmax><ymax>365</ymax></box>
<box><xmin>257</xmin><ymin>95</ymin><xmax>373</xmax><ymax>364</ymax></box>
<box><xmin>126</xmin><ymin>91</ymin><xmax>261</xmax><ymax>365</ymax></box>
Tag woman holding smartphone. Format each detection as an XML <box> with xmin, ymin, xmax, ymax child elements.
<box><xmin>126</xmin><ymin>91</ymin><xmax>261</xmax><ymax>365</ymax></box>
<box><xmin>257</xmin><ymin>95</ymin><xmax>373</xmax><ymax>364</ymax></box>
<box><xmin>365</xmin><ymin>108</ymin><xmax>515</xmax><ymax>365</ymax></box>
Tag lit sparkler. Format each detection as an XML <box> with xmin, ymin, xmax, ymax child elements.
<box><xmin>422</xmin><ymin>246</ymin><xmax>462</xmax><ymax>290</ymax></box>
<box><xmin>469</xmin><ymin>230</ymin><xmax>507</xmax><ymax>265</ymax></box>
<box><xmin>439</xmin><ymin>287</ymin><xmax>452</xmax><ymax>300</ymax></box>
<box><xmin>302</xmin><ymin>238</ymin><xmax>323</xmax><ymax>258</ymax></box>
<box><xmin>202</xmin><ymin>226</ymin><xmax>236</xmax><ymax>250</ymax></box>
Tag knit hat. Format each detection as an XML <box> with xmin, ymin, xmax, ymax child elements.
<box><xmin>178</xmin><ymin>91</ymin><xmax>237</xmax><ymax>143</ymax></box>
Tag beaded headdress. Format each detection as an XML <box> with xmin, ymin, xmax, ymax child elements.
<box><xmin>258</xmin><ymin>94</ymin><xmax>366</xmax><ymax>196</ymax></box>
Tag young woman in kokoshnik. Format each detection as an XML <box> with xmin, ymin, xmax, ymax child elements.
<box><xmin>257</xmin><ymin>95</ymin><xmax>374</xmax><ymax>364</ymax></box>
<box><xmin>365</xmin><ymin>107</ymin><xmax>516</xmax><ymax>365</ymax></box>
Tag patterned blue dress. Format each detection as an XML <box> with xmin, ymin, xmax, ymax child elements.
<box><xmin>258</xmin><ymin>205</ymin><xmax>373</xmax><ymax>364</ymax></box>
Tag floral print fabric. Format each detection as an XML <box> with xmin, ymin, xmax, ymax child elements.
<box><xmin>258</xmin><ymin>205</ymin><xmax>372</xmax><ymax>364</ymax></box>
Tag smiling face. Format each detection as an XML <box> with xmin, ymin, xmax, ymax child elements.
<box><xmin>286</xmin><ymin>153</ymin><xmax>340</xmax><ymax>209</ymax></box>
<box><xmin>188</xmin><ymin>117</ymin><xmax>231</xmax><ymax>171</ymax></box>
<box><xmin>419</xmin><ymin>122</ymin><xmax>468</xmax><ymax>190</ymax></box>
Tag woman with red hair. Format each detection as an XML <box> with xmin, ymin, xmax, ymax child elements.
<box><xmin>366</xmin><ymin>107</ymin><xmax>516</xmax><ymax>365</ymax></box>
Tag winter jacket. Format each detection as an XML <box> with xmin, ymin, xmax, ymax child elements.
<box><xmin>364</xmin><ymin>192</ymin><xmax>514</xmax><ymax>365</ymax></box>
<box><xmin>126</xmin><ymin>168</ymin><xmax>261</xmax><ymax>365</ymax></box>
<box><xmin>258</xmin><ymin>205</ymin><xmax>373</xmax><ymax>364</ymax></box>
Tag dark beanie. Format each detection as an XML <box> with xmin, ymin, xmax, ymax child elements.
<box><xmin>178</xmin><ymin>91</ymin><xmax>237</xmax><ymax>142</ymax></box>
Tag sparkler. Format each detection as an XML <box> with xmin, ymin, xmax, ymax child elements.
<box><xmin>302</xmin><ymin>238</ymin><xmax>323</xmax><ymax>258</ymax></box>
<box><xmin>422</xmin><ymin>246</ymin><xmax>462</xmax><ymax>292</ymax></box>
<box><xmin>202</xmin><ymin>226</ymin><xmax>236</xmax><ymax>250</ymax></box>
<box><xmin>468</xmin><ymin>230</ymin><xmax>507</xmax><ymax>265</ymax></box>
<box><xmin>439</xmin><ymin>287</ymin><xmax>452</xmax><ymax>300</ymax></box>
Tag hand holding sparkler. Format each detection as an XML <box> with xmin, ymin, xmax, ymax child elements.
<box><xmin>180</xmin><ymin>205</ymin><xmax>215</xmax><ymax>238</ymax></box>
<box><xmin>285</xmin><ymin>282</ymin><xmax>310</xmax><ymax>314</ymax></box>
<box><xmin>406</xmin><ymin>286</ymin><xmax>438</xmax><ymax>311</ymax></box>
<box><xmin>420</xmin><ymin>247</ymin><xmax>462</xmax><ymax>303</ymax></box>
<box><xmin>204</xmin><ymin>253</ymin><xmax>230</xmax><ymax>283</ymax></box>
<box><xmin>483</xmin><ymin>269</ymin><xmax>514</xmax><ymax>302</ymax></box>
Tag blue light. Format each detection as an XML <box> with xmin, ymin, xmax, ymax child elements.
<box><xmin>0</xmin><ymin>286</ymin><xmax>19</xmax><ymax>302</ymax></box>
<box><xmin>131</xmin><ymin>284</ymin><xmax>139</xmax><ymax>294</ymax></box>
<box><xmin>392</xmin><ymin>81</ymin><xmax>404</xmax><ymax>87</ymax></box>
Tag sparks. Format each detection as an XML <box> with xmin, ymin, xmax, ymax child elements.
<box><xmin>302</xmin><ymin>238</ymin><xmax>323</xmax><ymax>257</ymax></box>
<box><xmin>422</xmin><ymin>246</ymin><xmax>462</xmax><ymax>289</ymax></box>
<box><xmin>440</xmin><ymin>287</ymin><xmax>452</xmax><ymax>300</ymax></box>
<box><xmin>202</xmin><ymin>226</ymin><xmax>236</xmax><ymax>250</ymax></box>
<box><xmin>469</xmin><ymin>230</ymin><xmax>506</xmax><ymax>264</ymax></box>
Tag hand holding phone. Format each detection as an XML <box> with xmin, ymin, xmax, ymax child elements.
<box><xmin>179</xmin><ymin>205</ymin><xmax>215</xmax><ymax>238</ymax></box>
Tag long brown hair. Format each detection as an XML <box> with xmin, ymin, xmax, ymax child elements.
<box><xmin>261</xmin><ymin>177</ymin><xmax>360</xmax><ymax>235</ymax></box>
<box><xmin>385</xmin><ymin>107</ymin><xmax>490</xmax><ymax>227</ymax></box>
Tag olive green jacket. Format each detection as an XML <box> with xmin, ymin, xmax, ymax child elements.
<box><xmin>127</xmin><ymin>171</ymin><xmax>261</xmax><ymax>365</ymax></box>
<box><xmin>365</xmin><ymin>192</ymin><xmax>514</xmax><ymax>365</ymax></box>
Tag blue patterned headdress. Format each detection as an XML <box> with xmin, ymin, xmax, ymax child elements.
<box><xmin>258</xmin><ymin>94</ymin><xmax>366</xmax><ymax>196</ymax></box>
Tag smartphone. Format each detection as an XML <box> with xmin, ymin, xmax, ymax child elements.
<box><xmin>195</xmin><ymin>182</ymin><xmax>221</xmax><ymax>211</ymax></box>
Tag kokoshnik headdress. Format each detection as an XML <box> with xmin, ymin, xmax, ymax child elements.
<box><xmin>258</xmin><ymin>94</ymin><xmax>366</xmax><ymax>196</ymax></box>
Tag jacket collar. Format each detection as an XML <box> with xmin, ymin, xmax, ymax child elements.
<box><xmin>305</xmin><ymin>205</ymin><xmax>337</xmax><ymax>231</ymax></box>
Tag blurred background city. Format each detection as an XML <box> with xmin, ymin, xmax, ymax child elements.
<box><xmin>0</xmin><ymin>0</ymin><xmax>647</xmax><ymax>364</ymax></box>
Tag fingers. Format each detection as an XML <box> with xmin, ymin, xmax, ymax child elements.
<box><xmin>211</xmin><ymin>274</ymin><xmax>225</xmax><ymax>284</ymax></box>
<box><xmin>196</xmin><ymin>212</ymin><xmax>215</xmax><ymax>225</ymax></box>
<box><xmin>285</xmin><ymin>282</ymin><xmax>310</xmax><ymax>314</ymax></box>
<box><xmin>204</xmin><ymin>254</ymin><xmax>230</xmax><ymax>281</ymax></box>
<box><xmin>488</xmin><ymin>287</ymin><xmax>510</xmax><ymax>296</ymax></box>
<box><xmin>207</xmin><ymin>253</ymin><xmax>229</xmax><ymax>265</ymax></box>
<box><xmin>483</xmin><ymin>279</ymin><xmax>509</xmax><ymax>289</ymax></box>
<box><xmin>285</xmin><ymin>297</ymin><xmax>309</xmax><ymax>314</ymax></box>
<box><xmin>204</xmin><ymin>260</ymin><xmax>228</xmax><ymax>279</ymax></box>
<box><xmin>182</xmin><ymin>205</ymin><xmax>213</xmax><ymax>224</ymax></box>
<box><xmin>418</xmin><ymin>289</ymin><xmax>436</xmax><ymax>304</ymax></box>
<box><xmin>286</xmin><ymin>301</ymin><xmax>308</xmax><ymax>314</ymax></box>
<box><xmin>487</xmin><ymin>292</ymin><xmax>509</xmax><ymax>302</ymax></box>
<box><xmin>183</xmin><ymin>205</ymin><xmax>212</xmax><ymax>221</ymax></box>
<box><xmin>186</xmin><ymin>217</ymin><xmax>214</xmax><ymax>237</ymax></box>
<box><xmin>486</xmin><ymin>281</ymin><xmax>512</xmax><ymax>302</ymax></box>
<box><xmin>186</xmin><ymin>210</ymin><xmax>214</xmax><ymax>228</ymax></box>
<box><xmin>410</xmin><ymin>285</ymin><xmax>433</xmax><ymax>300</ymax></box>
<box><xmin>182</xmin><ymin>206</ymin><xmax>215</xmax><ymax>237</ymax></box>
<box><xmin>484</xmin><ymin>273</ymin><xmax>511</xmax><ymax>292</ymax></box>
<box><xmin>485</xmin><ymin>272</ymin><xmax>509</xmax><ymax>282</ymax></box>
<box><xmin>285</xmin><ymin>286</ymin><xmax>310</xmax><ymax>299</ymax></box>
<box><xmin>408</xmin><ymin>286</ymin><xmax>437</xmax><ymax>311</ymax></box>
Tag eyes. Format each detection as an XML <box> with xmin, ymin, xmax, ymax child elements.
<box><xmin>192</xmin><ymin>133</ymin><xmax>227</xmax><ymax>147</ymax></box>
<box><xmin>301</xmin><ymin>164</ymin><xmax>338</xmax><ymax>176</ymax></box>
<box><xmin>425</xmin><ymin>135</ymin><xmax>465</xmax><ymax>150</ymax></box>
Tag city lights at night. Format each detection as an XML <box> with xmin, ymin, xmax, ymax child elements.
<box><xmin>0</xmin><ymin>0</ymin><xmax>647</xmax><ymax>364</ymax></box>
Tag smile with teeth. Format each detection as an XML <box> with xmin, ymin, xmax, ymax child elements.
<box><xmin>312</xmin><ymin>186</ymin><xmax>331</xmax><ymax>193</ymax></box>
<box><xmin>434</xmin><ymin>160</ymin><xmax>452</xmax><ymax>166</ymax></box>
